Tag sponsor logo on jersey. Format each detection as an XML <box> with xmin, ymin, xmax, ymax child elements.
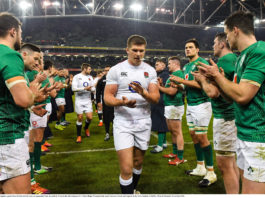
<box><xmin>83</xmin><ymin>82</ymin><xmax>89</xmax><ymax>87</ymax></box>
<box><xmin>233</xmin><ymin>74</ymin><xmax>237</xmax><ymax>83</ymax></box>
<box><xmin>121</xmin><ymin>72</ymin><xmax>127</xmax><ymax>77</ymax></box>
<box><xmin>144</xmin><ymin>72</ymin><xmax>149</xmax><ymax>78</ymax></box>
<box><xmin>185</xmin><ymin>74</ymin><xmax>189</xmax><ymax>80</ymax></box>
<box><xmin>129</xmin><ymin>81</ymin><xmax>141</xmax><ymax>93</ymax></box>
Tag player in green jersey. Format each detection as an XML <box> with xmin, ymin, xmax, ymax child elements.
<box><xmin>158</xmin><ymin>56</ymin><xmax>186</xmax><ymax>165</ymax></box>
<box><xmin>170</xmin><ymin>39</ymin><xmax>217</xmax><ymax>187</ymax></box>
<box><xmin>192</xmin><ymin>33</ymin><xmax>239</xmax><ymax>193</ymax></box>
<box><xmin>198</xmin><ymin>11</ymin><xmax>265</xmax><ymax>194</ymax></box>
<box><xmin>54</xmin><ymin>69</ymin><xmax>68</xmax><ymax>130</ymax></box>
<box><xmin>0</xmin><ymin>12</ymin><xmax>40</xmax><ymax>194</ymax></box>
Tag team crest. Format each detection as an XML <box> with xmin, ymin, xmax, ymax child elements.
<box><xmin>185</xmin><ymin>74</ymin><xmax>189</xmax><ymax>80</ymax></box>
<box><xmin>144</xmin><ymin>72</ymin><xmax>149</xmax><ymax>78</ymax></box>
<box><xmin>129</xmin><ymin>81</ymin><xmax>141</xmax><ymax>93</ymax></box>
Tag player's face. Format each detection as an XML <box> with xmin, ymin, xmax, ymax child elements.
<box><xmin>24</xmin><ymin>51</ymin><xmax>40</xmax><ymax>71</ymax></box>
<box><xmin>155</xmin><ymin>62</ymin><xmax>165</xmax><ymax>72</ymax></box>
<box><xmin>126</xmin><ymin>44</ymin><xmax>146</xmax><ymax>66</ymax></box>
<box><xmin>224</xmin><ymin>26</ymin><xmax>237</xmax><ymax>50</ymax></box>
<box><xmin>103</xmin><ymin>67</ymin><xmax>110</xmax><ymax>75</ymax></box>
<box><xmin>168</xmin><ymin>60</ymin><xmax>176</xmax><ymax>73</ymax></box>
<box><xmin>185</xmin><ymin>42</ymin><xmax>199</xmax><ymax>58</ymax></box>
<box><xmin>213</xmin><ymin>37</ymin><xmax>221</xmax><ymax>57</ymax></box>
<box><xmin>14</xmin><ymin>26</ymin><xmax>22</xmax><ymax>51</ymax></box>
<box><xmin>85</xmin><ymin>67</ymin><xmax>91</xmax><ymax>75</ymax></box>
<box><xmin>38</xmin><ymin>53</ymin><xmax>44</xmax><ymax>71</ymax></box>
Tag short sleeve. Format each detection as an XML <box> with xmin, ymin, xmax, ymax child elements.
<box><xmin>149</xmin><ymin>67</ymin><xmax>157</xmax><ymax>84</ymax></box>
<box><xmin>241</xmin><ymin>51</ymin><xmax>265</xmax><ymax>86</ymax></box>
<box><xmin>1</xmin><ymin>52</ymin><xmax>25</xmax><ymax>81</ymax></box>
<box><xmin>106</xmin><ymin>67</ymin><xmax>118</xmax><ymax>85</ymax></box>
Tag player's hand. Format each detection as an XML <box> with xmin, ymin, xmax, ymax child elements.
<box><xmin>35</xmin><ymin>72</ymin><xmax>47</xmax><ymax>83</ymax></box>
<box><xmin>197</xmin><ymin>59</ymin><xmax>220</xmax><ymax>78</ymax></box>
<box><xmin>157</xmin><ymin>77</ymin><xmax>163</xmax><ymax>86</ymax></box>
<box><xmin>121</xmin><ymin>96</ymin><xmax>136</xmax><ymax>108</ymax></box>
<box><xmin>84</xmin><ymin>86</ymin><xmax>92</xmax><ymax>91</ymax></box>
<box><xmin>31</xmin><ymin>104</ymin><xmax>47</xmax><ymax>117</ymax></box>
<box><xmin>191</xmin><ymin>71</ymin><xmax>206</xmax><ymax>83</ymax></box>
<box><xmin>169</xmin><ymin>75</ymin><xmax>183</xmax><ymax>84</ymax></box>
<box><xmin>129</xmin><ymin>82</ymin><xmax>146</xmax><ymax>96</ymax></box>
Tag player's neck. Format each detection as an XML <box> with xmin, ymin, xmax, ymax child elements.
<box><xmin>219</xmin><ymin>48</ymin><xmax>233</xmax><ymax>58</ymax></box>
<box><xmin>0</xmin><ymin>39</ymin><xmax>15</xmax><ymax>50</ymax></box>
<box><xmin>189</xmin><ymin>55</ymin><xmax>199</xmax><ymax>63</ymax></box>
<box><xmin>237</xmin><ymin>34</ymin><xmax>257</xmax><ymax>52</ymax></box>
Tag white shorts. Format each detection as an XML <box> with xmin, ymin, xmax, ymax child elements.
<box><xmin>30</xmin><ymin>112</ymin><xmax>48</xmax><ymax>129</ymax></box>
<box><xmin>237</xmin><ymin>138</ymin><xmax>265</xmax><ymax>182</ymax></box>
<box><xmin>186</xmin><ymin>102</ymin><xmax>212</xmax><ymax>134</ymax></box>
<box><xmin>24</xmin><ymin>130</ymin><xmax>29</xmax><ymax>145</ymax></box>
<box><xmin>164</xmin><ymin>105</ymin><xmax>184</xmax><ymax>120</ymax></box>
<box><xmin>0</xmin><ymin>138</ymin><xmax>30</xmax><ymax>181</ymax></box>
<box><xmin>45</xmin><ymin>103</ymin><xmax>52</xmax><ymax>116</ymax></box>
<box><xmin>113</xmin><ymin>118</ymin><xmax>151</xmax><ymax>151</ymax></box>
<box><xmin>56</xmin><ymin>98</ymin><xmax>66</xmax><ymax>106</ymax></box>
<box><xmin>75</xmin><ymin>100</ymin><xmax>93</xmax><ymax>115</ymax></box>
<box><xmin>213</xmin><ymin>118</ymin><xmax>237</xmax><ymax>153</ymax></box>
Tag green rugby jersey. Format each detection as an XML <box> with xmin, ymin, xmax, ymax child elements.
<box><xmin>233</xmin><ymin>41</ymin><xmax>265</xmax><ymax>143</ymax></box>
<box><xmin>0</xmin><ymin>44</ymin><xmax>30</xmax><ymax>145</ymax></box>
<box><xmin>211</xmin><ymin>53</ymin><xmax>237</xmax><ymax>120</ymax></box>
<box><xmin>26</xmin><ymin>70</ymin><xmax>51</xmax><ymax>105</ymax></box>
<box><xmin>163</xmin><ymin>70</ymin><xmax>184</xmax><ymax>106</ymax></box>
<box><xmin>54</xmin><ymin>75</ymin><xmax>65</xmax><ymax>98</ymax></box>
<box><xmin>183</xmin><ymin>57</ymin><xmax>209</xmax><ymax>106</ymax></box>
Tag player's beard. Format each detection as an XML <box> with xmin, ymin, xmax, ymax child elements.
<box><xmin>14</xmin><ymin>40</ymin><xmax>21</xmax><ymax>51</ymax></box>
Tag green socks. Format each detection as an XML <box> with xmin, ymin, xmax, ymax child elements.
<box><xmin>194</xmin><ymin>143</ymin><xmax>204</xmax><ymax>162</ymax></box>
<box><xmin>34</xmin><ymin>142</ymin><xmax>42</xmax><ymax>170</ymax></box>
<box><xmin>202</xmin><ymin>144</ymin><xmax>214</xmax><ymax>168</ymax></box>
<box><xmin>173</xmin><ymin>143</ymin><xmax>178</xmax><ymax>155</ymax></box>
<box><xmin>30</xmin><ymin>152</ymin><xmax>34</xmax><ymax>179</ymax></box>
<box><xmin>177</xmin><ymin>150</ymin><xmax>184</xmax><ymax>160</ymax></box>
<box><xmin>158</xmin><ymin>132</ymin><xmax>166</xmax><ymax>147</ymax></box>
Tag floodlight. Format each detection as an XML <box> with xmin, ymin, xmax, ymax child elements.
<box><xmin>204</xmin><ymin>26</ymin><xmax>210</xmax><ymax>30</ymax></box>
<box><xmin>130</xmin><ymin>3</ymin><xmax>142</xmax><ymax>11</ymax></box>
<box><xmin>52</xmin><ymin>1</ymin><xmax>60</xmax><ymax>6</ymax></box>
<box><xmin>43</xmin><ymin>0</ymin><xmax>51</xmax><ymax>7</ymax></box>
<box><xmin>113</xmin><ymin>3</ymin><xmax>123</xmax><ymax>10</ymax></box>
<box><xmin>255</xmin><ymin>19</ymin><xmax>260</xmax><ymax>24</ymax></box>
<box><xmin>86</xmin><ymin>3</ymin><xmax>94</xmax><ymax>8</ymax></box>
<box><xmin>19</xmin><ymin>1</ymin><xmax>32</xmax><ymax>10</ymax></box>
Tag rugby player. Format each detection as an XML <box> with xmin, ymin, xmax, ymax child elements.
<box><xmin>104</xmin><ymin>35</ymin><xmax>160</xmax><ymax>194</ymax></box>
<box><xmin>72</xmin><ymin>63</ymin><xmax>95</xmax><ymax>143</ymax></box>
<box><xmin>198</xmin><ymin>11</ymin><xmax>265</xmax><ymax>194</ymax></box>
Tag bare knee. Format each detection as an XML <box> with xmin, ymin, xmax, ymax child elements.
<box><xmin>133</xmin><ymin>157</ymin><xmax>143</xmax><ymax>169</ymax></box>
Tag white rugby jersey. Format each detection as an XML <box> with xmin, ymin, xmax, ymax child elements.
<box><xmin>106</xmin><ymin>60</ymin><xmax>157</xmax><ymax>121</ymax></box>
<box><xmin>72</xmin><ymin>73</ymin><xmax>94</xmax><ymax>102</ymax></box>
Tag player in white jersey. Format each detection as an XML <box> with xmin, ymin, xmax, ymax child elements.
<box><xmin>72</xmin><ymin>63</ymin><xmax>95</xmax><ymax>143</ymax></box>
<box><xmin>104</xmin><ymin>35</ymin><xmax>160</xmax><ymax>194</ymax></box>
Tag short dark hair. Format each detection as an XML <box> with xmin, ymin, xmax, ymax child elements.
<box><xmin>168</xmin><ymin>56</ymin><xmax>181</xmax><ymax>63</ymax></box>
<box><xmin>127</xmin><ymin>35</ymin><xmax>147</xmax><ymax>48</ymax></box>
<box><xmin>44</xmin><ymin>60</ymin><xmax>54</xmax><ymax>70</ymax></box>
<box><xmin>81</xmin><ymin>63</ymin><xmax>91</xmax><ymax>71</ymax></box>
<box><xmin>21</xmin><ymin>43</ymin><xmax>41</xmax><ymax>53</ymax></box>
<box><xmin>215</xmin><ymin>32</ymin><xmax>230</xmax><ymax>49</ymax></box>
<box><xmin>156</xmin><ymin>59</ymin><xmax>166</xmax><ymax>65</ymax></box>
<box><xmin>185</xmin><ymin>38</ymin><xmax>199</xmax><ymax>49</ymax></box>
<box><xmin>0</xmin><ymin>12</ymin><xmax>21</xmax><ymax>38</ymax></box>
<box><xmin>224</xmin><ymin>11</ymin><xmax>254</xmax><ymax>35</ymax></box>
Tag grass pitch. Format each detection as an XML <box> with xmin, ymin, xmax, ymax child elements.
<box><xmin>35</xmin><ymin>105</ymin><xmax>225</xmax><ymax>194</ymax></box>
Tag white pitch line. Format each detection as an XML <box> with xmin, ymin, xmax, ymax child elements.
<box><xmin>47</xmin><ymin>132</ymin><xmax>212</xmax><ymax>155</ymax></box>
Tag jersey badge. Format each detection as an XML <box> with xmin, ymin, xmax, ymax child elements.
<box><xmin>129</xmin><ymin>81</ymin><xmax>141</xmax><ymax>93</ymax></box>
<box><xmin>144</xmin><ymin>72</ymin><xmax>149</xmax><ymax>78</ymax></box>
<box><xmin>185</xmin><ymin>74</ymin><xmax>189</xmax><ymax>80</ymax></box>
